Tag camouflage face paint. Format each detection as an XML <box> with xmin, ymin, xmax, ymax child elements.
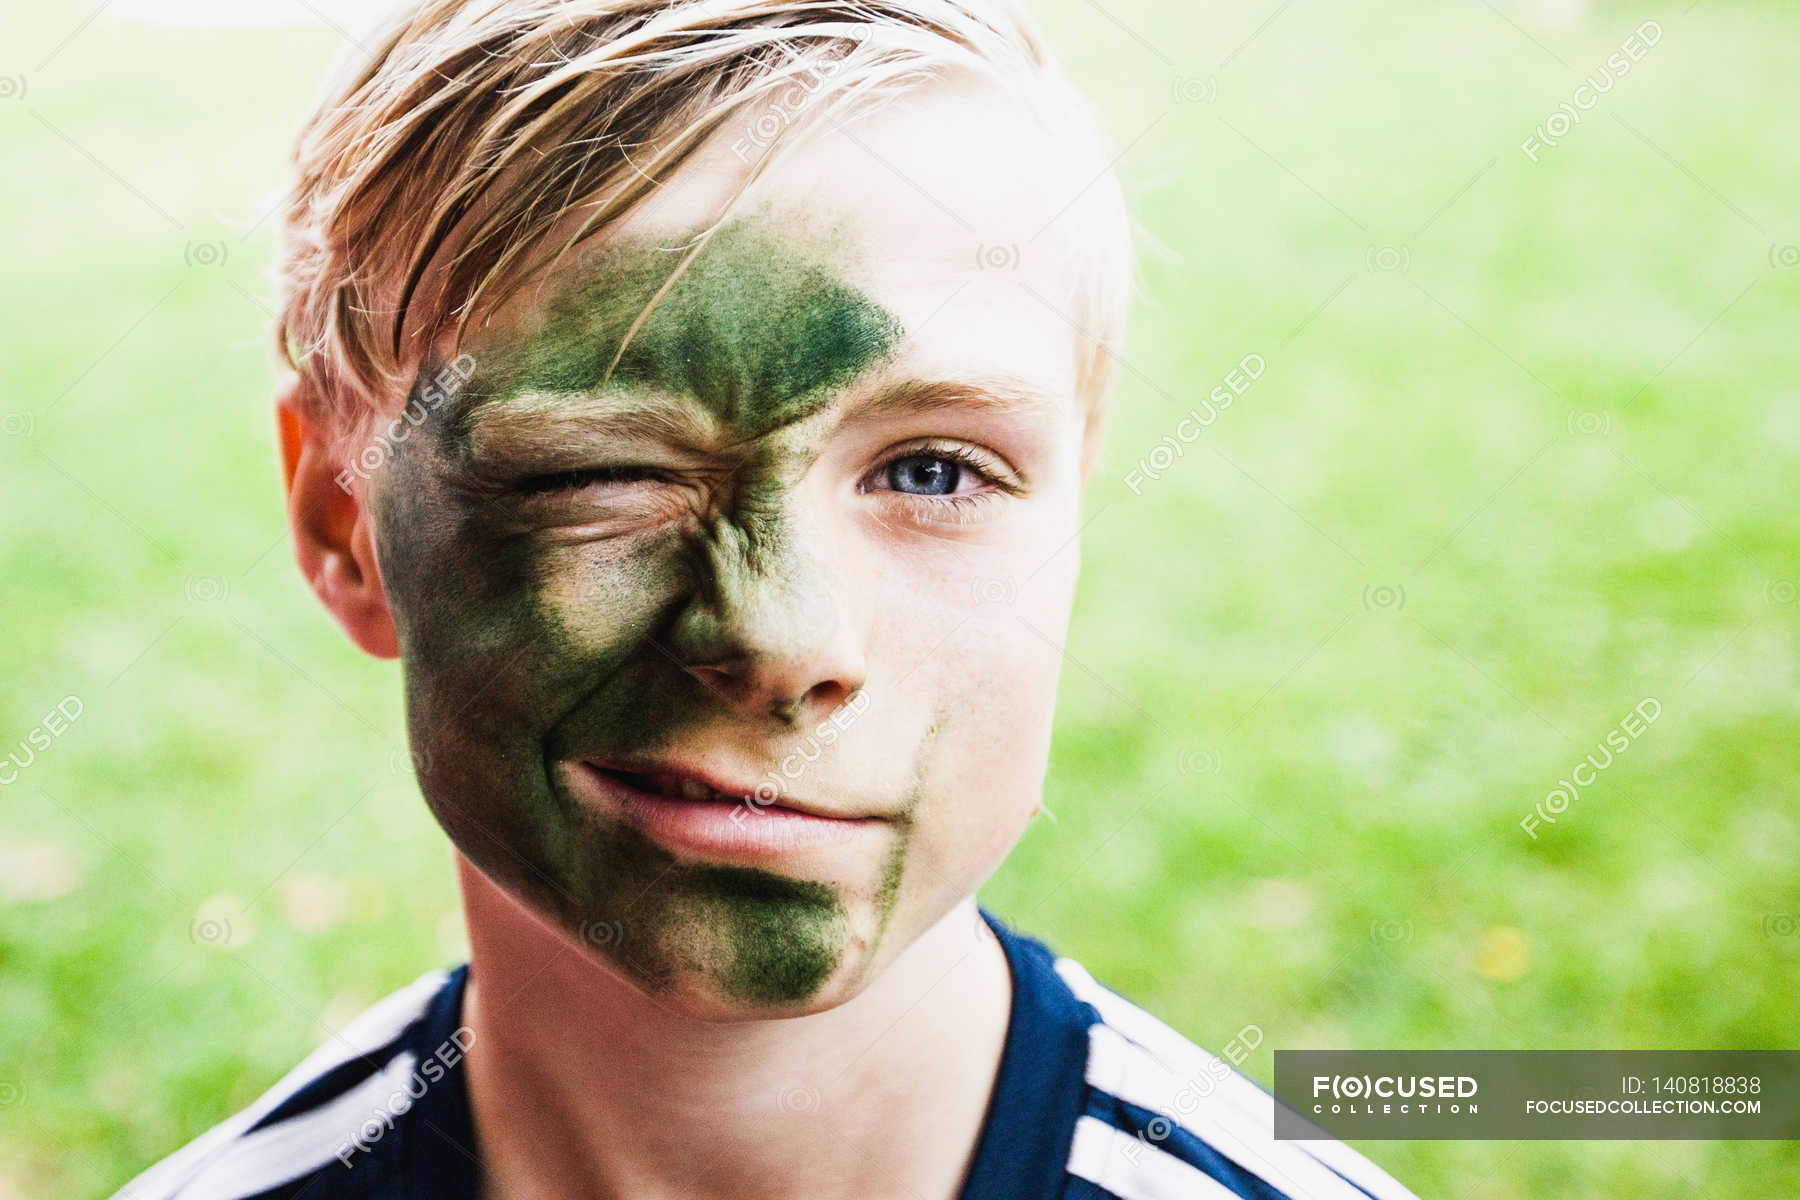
<box><xmin>369</xmin><ymin>212</ymin><xmax>907</xmax><ymax>1008</ymax></box>
<box><xmin>478</xmin><ymin>216</ymin><xmax>903</xmax><ymax>431</ymax></box>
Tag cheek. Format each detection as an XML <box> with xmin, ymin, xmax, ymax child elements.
<box><xmin>898</xmin><ymin>581</ymin><xmax>1073</xmax><ymax>905</ymax></box>
<box><xmin>529</xmin><ymin>532</ymin><xmax>691</xmax><ymax>654</ymax></box>
<box><xmin>377</xmin><ymin>475</ymin><xmax>684</xmax><ymax>713</ymax></box>
<box><xmin>873</xmin><ymin>486</ymin><xmax>1085</xmax><ymax>882</ymax></box>
<box><xmin>950</xmin><ymin>616</ymin><xmax>1066</xmax><ymax>802</ymax></box>
<box><xmin>370</xmin><ymin>469</ymin><xmax>707</xmax><ymax>862</ymax></box>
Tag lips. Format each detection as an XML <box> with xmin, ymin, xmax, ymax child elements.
<box><xmin>599</xmin><ymin>766</ymin><xmax>741</xmax><ymax>805</ymax></box>
<box><xmin>583</xmin><ymin>759</ymin><xmax>842</xmax><ymax>819</ymax></box>
<box><xmin>571</xmin><ymin>759</ymin><xmax>883</xmax><ymax>861</ymax></box>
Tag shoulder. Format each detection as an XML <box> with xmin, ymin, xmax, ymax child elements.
<box><xmin>108</xmin><ymin>966</ymin><xmax>466</xmax><ymax>1200</ymax></box>
<box><xmin>1045</xmin><ymin>951</ymin><xmax>1420</xmax><ymax>1200</ymax></box>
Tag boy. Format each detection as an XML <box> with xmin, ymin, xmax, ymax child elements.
<box><xmin>118</xmin><ymin>1</ymin><xmax>1419</xmax><ymax>1197</ymax></box>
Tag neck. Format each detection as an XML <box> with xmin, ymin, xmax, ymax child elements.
<box><xmin>456</xmin><ymin>857</ymin><xmax>1012</xmax><ymax>1200</ymax></box>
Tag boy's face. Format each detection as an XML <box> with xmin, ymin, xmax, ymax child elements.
<box><xmin>361</xmin><ymin>78</ymin><xmax>1105</xmax><ymax>1018</ymax></box>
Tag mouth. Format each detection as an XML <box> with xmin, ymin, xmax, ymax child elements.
<box><xmin>593</xmin><ymin>762</ymin><xmax>769</xmax><ymax>806</ymax></box>
<box><xmin>570</xmin><ymin>760</ymin><xmax>884</xmax><ymax>862</ymax></box>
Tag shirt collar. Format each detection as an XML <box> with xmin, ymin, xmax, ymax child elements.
<box><xmin>406</xmin><ymin>906</ymin><xmax>1091</xmax><ymax>1200</ymax></box>
<box><xmin>956</xmin><ymin>906</ymin><xmax>1093</xmax><ymax>1200</ymax></box>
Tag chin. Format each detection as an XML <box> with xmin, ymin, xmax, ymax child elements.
<box><xmin>635</xmin><ymin>966</ymin><xmax>876</xmax><ymax>1024</ymax></box>
<box><xmin>561</xmin><ymin>894</ymin><xmax>895</xmax><ymax>1023</ymax></box>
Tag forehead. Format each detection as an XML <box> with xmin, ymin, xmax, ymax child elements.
<box><xmin>460</xmin><ymin>217</ymin><xmax>904</xmax><ymax>440</ymax></box>
<box><xmin>450</xmin><ymin>73</ymin><xmax>1098</xmax><ymax>439</ymax></box>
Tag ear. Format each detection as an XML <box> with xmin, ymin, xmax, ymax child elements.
<box><xmin>276</xmin><ymin>375</ymin><xmax>400</xmax><ymax>660</ymax></box>
<box><xmin>1078</xmin><ymin>395</ymin><xmax>1110</xmax><ymax>486</ymax></box>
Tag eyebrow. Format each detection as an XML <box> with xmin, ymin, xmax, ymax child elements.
<box><xmin>460</xmin><ymin>391</ymin><xmax>720</xmax><ymax>463</ymax></box>
<box><xmin>835</xmin><ymin>375</ymin><xmax>1067</xmax><ymax>426</ymax></box>
<box><xmin>459</xmin><ymin>373</ymin><xmax>1066</xmax><ymax>463</ymax></box>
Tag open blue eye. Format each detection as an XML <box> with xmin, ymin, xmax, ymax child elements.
<box><xmin>885</xmin><ymin>454</ymin><xmax>960</xmax><ymax>496</ymax></box>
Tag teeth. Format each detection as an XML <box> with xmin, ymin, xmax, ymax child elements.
<box><xmin>633</xmin><ymin>771</ymin><xmax>720</xmax><ymax>802</ymax></box>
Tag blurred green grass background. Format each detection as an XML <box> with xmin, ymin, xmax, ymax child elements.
<box><xmin>2</xmin><ymin>0</ymin><xmax>1797</xmax><ymax>1195</ymax></box>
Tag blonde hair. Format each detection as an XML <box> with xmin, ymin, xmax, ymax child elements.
<box><xmin>272</xmin><ymin>0</ymin><xmax>1133</xmax><ymax>441</ymax></box>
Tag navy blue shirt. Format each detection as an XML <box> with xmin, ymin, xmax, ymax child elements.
<box><xmin>114</xmin><ymin>910</ymin><xmax>1417</xmax><ymax>1200</ymax></box>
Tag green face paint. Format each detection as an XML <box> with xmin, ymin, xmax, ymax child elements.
<box><xmin>369</xmin><ymin>212</ymin><xmax>908</xmax><ymax>1008</ymax></box>
<box><xmin>465</xmin><ymin>216</ymin><xmax>903</xmax><ymax>436</ymax></box>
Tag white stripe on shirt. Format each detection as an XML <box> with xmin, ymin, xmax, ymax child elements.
<box><xmin>1058</xmin><ymin>958</ymin><xmax>1418</xmax><ymax>1200</ymax></box>
<box><xmin>173</xmin><ymin>1052</ymin><xmax>422</xmax><ymax>1200</ymax></box>
<box><xmin>1056</xmin><ymin>959</ymin><xmax>1270</xmax><ymax>1127</ymax></box>
<box><xmin>111</xmin><ymin>969</ymin><xmax>446</xmax><ymax>1200</ymax></box>
<box><xmin>1067</xmin><ymin>1114</ymin><xmax>1244</xmax><ymax>1200</ymax></box>
<box><xmin>1086</xmin><ymin>1021</ymin><xmax>1370</xmax><ymax>1199</ymax></box>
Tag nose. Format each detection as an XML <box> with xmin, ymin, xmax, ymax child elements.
<box><xmin>665</xmin><ymin>512</ymin><xmax>867</xmax><ymax>725</ymax></box>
